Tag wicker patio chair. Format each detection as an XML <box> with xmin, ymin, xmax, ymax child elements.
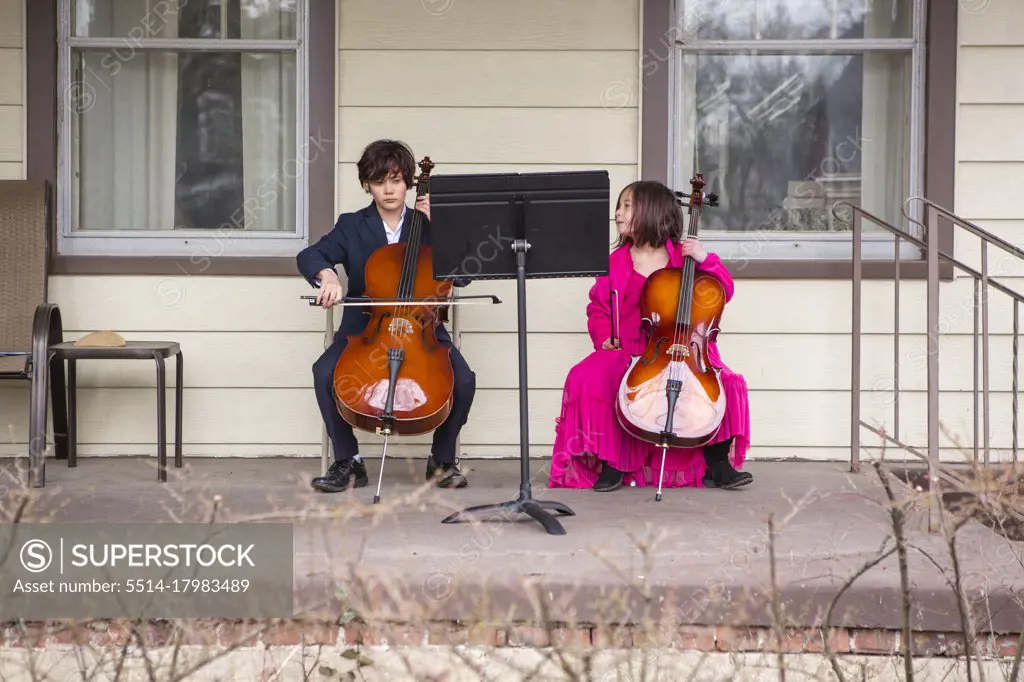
<box><xmin>0</xmin><ymin>180</ymin><xmax>68</xmax><ymax>487</ymax></box>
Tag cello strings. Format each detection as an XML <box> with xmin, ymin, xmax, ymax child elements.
<box><xmin>393</xmin><ymin>206</ymin><xmax>420</xmax><ymax>354</ymax></box>
<box><xmin>389</xmin><ymin>190</ymin><xmax>427</xmax><ymax>398</ymax></box>
<box><xmin>666</xmin><ymin>195</ymin><xmax>701</xmax><ymax>431</ymax></box>
<box><xmin>386</xmin><ymin>196</ymin><xmax>416</xmax><ymax>385</ymax></box>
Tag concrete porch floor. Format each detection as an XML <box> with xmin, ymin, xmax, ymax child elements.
<box><xmin>1</xmin><ymin>456</ymin><xmax>1022</xmax><ymax>634</ymax></box>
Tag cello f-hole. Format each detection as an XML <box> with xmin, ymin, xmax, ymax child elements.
<box><xmin>420</xmin><ymin>319</ymin><xmax>440</xmax><ymax>351</ymax></box>
<box><xmin>641</xmin><ymin>336</ymin><xmax>667</xmax><ymax>366</ymax></box>
<box><xmin>362</xmin><ymin>313</ymin><xmax>389</xmax><ymax>345</ymax></box>
<box><xmin>691</xmin><ymin>341</ymin><xmax>706</xmax><ymax>373</ymax></box>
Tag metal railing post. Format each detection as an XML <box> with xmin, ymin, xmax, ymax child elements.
<box><xmin>926</xmin><ymin>205</ymin><xmax>941</xmax><ymax>498</ymax></box>
<box><xmin>851</xmin><ymin>207</ymin><xmax>862</xmax><ymax>473</ymax></box>
<box><xmin>893</xmin><ymin>217</ymin><xmax>902</xmax><ymax>440</ymax></box>
<box><xmin>973</xmin><ymin>278</ymin><xmax>980</xmax><ymax>464</ymax></box>
<box><xmin>981</xmin><ymin>242</ymin><xmax>991</xmax><ymax>467</ymax></box>
<box><xmin>1015</xmin><ymin>302</ymin><xmax>1019</xmax><ymax>465</ymax></box>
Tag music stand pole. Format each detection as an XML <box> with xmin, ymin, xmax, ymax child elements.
<box><xmin>429</xmin><ymin>169</ymin><xmax>609</xmax><ymax>535</ymax></box>
<box><xmin>441</xmin><ymin>240</ymin><xmax>575</xmax><ymax>535</ymax></box>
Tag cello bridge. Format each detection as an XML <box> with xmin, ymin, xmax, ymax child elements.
<box><xmin>668</xmin><ymin>344</ymin><xmax>690</xmax><ymax>359</ymax></box>
<box><xmin>387</xmin><ymin>318</ymin><xmax>414</xmax><ymax>337</ymax></box>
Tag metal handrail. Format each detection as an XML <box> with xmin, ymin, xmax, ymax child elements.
<box><xmin>839</xmin><ymin>197</ymin><xmax>1023</xmax><ymax>533</ymax></box>
<box><xmin>831</xmin><ymin>201</ymin><xmax>1024</xmax><ymax>306</ymax></box>
<box><xmin>903</xmin><ymin>196</ymin><xmax>1024</xmax><ymax>263</ymax></box>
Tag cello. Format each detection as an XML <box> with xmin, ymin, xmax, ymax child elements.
<box><xmin>331</xmin><ymin>156</ymin><xmax>455</xmax><ymax>503</ymax></box>
<box><xmin>614</xmin><ymin>174</ymin><xmax>727</xmax><ymax>501</ymax></box>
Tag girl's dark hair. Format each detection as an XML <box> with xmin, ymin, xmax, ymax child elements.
<box><xmin>614</xmin><ymin>180</ymin><xmax>685</xmax><ymax>248</ymax></box>
<box><xmin>357</xmin><ymin>139</ymin><xmax>415</xmax><ymax>187</ymax></box>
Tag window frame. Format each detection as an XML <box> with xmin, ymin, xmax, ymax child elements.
<box><xmin>57</xmin><ymin>0</ymin><xmax>310</xmax><ymax>258</ymax></box>
<box><xmin>27</xmin><ymin>0</ymin><xmax>337</xmax><ymax>276</ymax></box>
<box><xmin>641</xmin><ymin>0</ymin><xmax>957</xmax><ymax>280</ymax></box>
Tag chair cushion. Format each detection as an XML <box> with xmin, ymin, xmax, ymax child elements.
<box><xmin>0</xmin><ymin>354</ymin><xmax>28</xmax><ymax>375</ymax></box>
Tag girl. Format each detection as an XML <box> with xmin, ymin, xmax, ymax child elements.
<box><xmin>548</xmin><ymin>180</ymin><xmax>753</xmax><ymax>492</ymax></box>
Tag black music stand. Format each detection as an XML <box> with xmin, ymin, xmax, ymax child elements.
<box><xmin>428</xmin><ymin>170</ymin><xmax>610</xmax><ymax>535</ymax></box>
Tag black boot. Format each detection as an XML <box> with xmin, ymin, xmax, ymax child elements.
<box><xmin>593</xmin><ymin>462</ymin><xmax>625</xmax><ymax>492</ymax></box>
<box><xmin>702</xmin><ymin>439</ymin><xmax>752</xmax><ymax>490</ymax></box>
<box><xmin>311</xmin><ymin>457</ymin><xmax>369</xmax><ymax>492</ymax></box>
<box><xmin>426</xmin><ymin>455</ymin><xmax>469</xmax><ymax>488</ymax></box>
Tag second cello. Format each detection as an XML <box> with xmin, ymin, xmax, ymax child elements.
<box><xmin>614</xmin><ymin>174</ymin><xmax>727</xmax><ymax>500</ymax></box>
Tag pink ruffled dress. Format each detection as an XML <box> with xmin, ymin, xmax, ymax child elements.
<box><xmin>547</xmin><ymin>241</ymin><xmax>751</xmax><ymax>489</ymax></box>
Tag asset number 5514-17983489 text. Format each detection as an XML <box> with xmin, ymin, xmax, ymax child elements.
<box><xmin>125</xmin><ymin>579</ymin><xmax>250</xmax><ymax>593</ymax></box>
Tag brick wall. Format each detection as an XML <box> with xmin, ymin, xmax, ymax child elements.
<box><xmin>2</xmin><ymin>619</ymin><xmax>1019</xmax><ymax>659</ymax></box>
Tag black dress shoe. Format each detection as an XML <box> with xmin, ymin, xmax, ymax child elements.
<box><xmin>426</xmin><ymin>455</ymin><xmax>468</xmax><ymax>488</ymax></box>
<box><xmin>701</xmin><ymin>439</ymin><xmax>752</xmax><ymax>490</ymax></box>
<box><xmin>593</xmin><ymin>463</ymin><xmax>625</xmax><ymax>492</ymax></box>
<box><xmin>703</xmin><ymin>456</ymin><xmax>753</xmax><ymax>490</ymax></box>
<box><xmin>311</xmin><ymin>457</ymin><xmax>369</xmax><ymax>493</ymax></box>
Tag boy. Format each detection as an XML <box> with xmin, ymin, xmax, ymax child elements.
<box><xmin>297</xmin><ymin>139</ymin><xmax>475</xmax><ymax>492</ymax></box>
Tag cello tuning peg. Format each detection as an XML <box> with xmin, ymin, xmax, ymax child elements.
<box><xmin>706</xmin><ymin>192</ymin><xmax>720</xmax><ymax>206</ymax></box>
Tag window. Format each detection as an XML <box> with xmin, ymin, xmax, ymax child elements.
<box><xmin>57</xmin><ymin>0</ymin><xmax>311</xmax><ymax>258</ymax></box>
<box><xmin>668</xmin><ymin>0</ymin><xmax>924</xmax><ymax>262</ymax></box>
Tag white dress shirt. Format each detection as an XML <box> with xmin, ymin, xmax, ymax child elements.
<box><xmin>383</xmin><ymin>204</ymin><xmax>407</xmax><ymax>244</ymax></box>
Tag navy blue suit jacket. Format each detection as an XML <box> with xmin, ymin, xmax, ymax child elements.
<box><xmin>297</xmin><ymin>201</ymin><xmax>468</xmax><ymax>340</ymax></box>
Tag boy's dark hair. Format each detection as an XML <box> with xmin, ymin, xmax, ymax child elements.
<box><xmin>614</xmin><ymin>180</ymin><xmax>685</xmax><ymax>248</ymax></box>
<box><xmin>357</xmin><ymin>139</ymin><xmax>415</xmax><ymax>187</ymax></box>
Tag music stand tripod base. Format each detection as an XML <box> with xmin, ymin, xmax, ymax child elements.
<box><xmin>441</xmin><ymin>491</ymin><xmax>575</xmax><ymax>536</ymax></box>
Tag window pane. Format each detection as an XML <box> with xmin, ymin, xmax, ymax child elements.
<box><xmin>70</xmin><ymin>49</ymin><xmax>297</xmax><ymax>233</ymax></box>
<box><xmin>73</xmin><ymin>0</ymin><xmax>297</xmax><ymax>40</ymax></box>
<box><xmin>675</xmin><ymin>51</ymin><xmax>911</xmax><ymax>235</ymax></box>
<box><xmin>677</xmin><ymin>0</ymin><xmax>913</xmax><ymax>40</ymax></box>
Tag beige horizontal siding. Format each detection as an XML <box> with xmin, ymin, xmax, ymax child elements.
<box><xmin>337</xmin><ymin>108</ymin><xmax>638</xmax><ymax>166</ymax></box>
<box><xmin>959</xmin><ymin>1</ymin><xmax>1024</xmax><ymax>46</ymax></box>
<box><xmin>956</xmin><ymin>163</ymin><xmax>1024</xmax><ymax>220</ymax></box>
<box><xmin>958</xmin><ymin>47</ymin><xmax>1024</xmax><ymax>103</ymax></box>
<box><xmin>955</xmin><ymin>1</ymin><xmax>1024</xmax><ymax>241</ymax></box>
<box><xmin>338</xmin><ymin>0</ymin><xmax>638</xmax><ymax>50</ymax></box>
<box><xmin>0</xmin><ymin>0</ymin><xmax>20</xmax><ymax>49</ymax></box>
<box><xmin>0</xmin><ymin>0</ymin><xmax>20</xmax><ymax>169</ymax></box>
<box><xmin>48</xmin><ymin>276</ymin><xmax>324</xmax><ymax>332</ymax></box>
<box><xmin>0</xmin><ymin>47</ymin><xmax>21</xmax><ymax>105</ymax></box>
<box><xmin>0</xmin><ymin>2</ymin><xmax>23</xmax><ymax>179</ymax></box>
<box><xmin>0</xmin><ymin>387</ymin><xmax>322</xmax><ymax>445</ymax></box>
<box><xmin>0</xmin><ymin>105</ymin><xmax>21</xmax><ymax>163</ymax></box>
<box><xmin>958</xmin><ymin>105</ymin><xmax>1024</xmax><ymax>161</ymax></box>
<box><xmin>339</xmin><ymin>51</ymin><xmax>637</xmax><ymax>108</ymax></box>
